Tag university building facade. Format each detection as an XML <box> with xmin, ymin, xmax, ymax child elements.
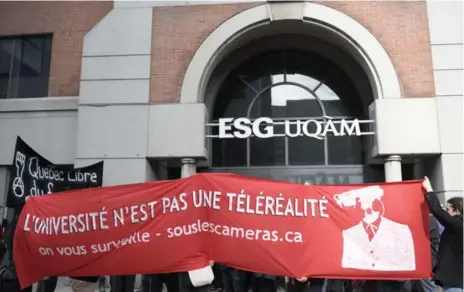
<box><xmin>0</xmin><ymin>0</ymin><xmax>463</xmax><ymax>206</ymax></box>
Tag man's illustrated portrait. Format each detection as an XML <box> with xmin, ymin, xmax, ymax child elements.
<box><xmin>334</xmin><ymin>186</ymin><xmax>415</xmax><ymax>271</ymax></box>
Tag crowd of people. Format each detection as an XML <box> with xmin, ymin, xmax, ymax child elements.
<box><xmin>0</xmin><ymin>178</ymin><xmax>462</xmax><ymax>292</ymax></box>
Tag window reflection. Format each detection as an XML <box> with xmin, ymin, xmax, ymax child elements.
<box><xmin>0</xmin><ymin>34</ymin><xmax>52</xmax><ymax>99</ymax></box>
<box><xmin>250</xmin><ymin>125</ymin><xmax>286</xmax><ymax>167</ymax></box>
<box><xmin>212</xmin><ymin>50</ymin><xmax>366</xmax><ymax>167</ymax></box>
<box><xmin>288</xmin><ymin>122</ymin><xmax>325</xmax><ymax>166</ymax></box>
<box><xmin>212</xmin><ymin>126</ymin><xmax>247</xmax><ymax>167</ymax></box>
<box><xmin>270</xmin><ymin>84</ymin><xmax>315</xmax><ymax>107</ymax></box>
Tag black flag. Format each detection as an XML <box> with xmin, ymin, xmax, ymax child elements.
<box><xmin>7</xmin><ymin>136</ymin><xmax>104</xmax><ymax>210</ymax></box>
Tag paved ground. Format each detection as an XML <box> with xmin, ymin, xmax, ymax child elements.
<box><xmin>34</xmin><ymin>276</ymin><xmax>143</xmax><ymax>292</ymax></box>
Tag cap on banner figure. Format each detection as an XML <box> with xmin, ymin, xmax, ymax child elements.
<box><xmin>334</xmin><ymin>185</ymin><xmax>416</xmax><ymax>271</ymax></box>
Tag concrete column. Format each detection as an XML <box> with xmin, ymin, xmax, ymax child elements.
<box><xmin>384</xmin><ymin>155</ymin><xmax>402</xmax><ymax>182</ymax></box>
<box><xmin>181</xmin><ymin>158</ymin><xmax>197</xmax><ymax>178</ymax></box>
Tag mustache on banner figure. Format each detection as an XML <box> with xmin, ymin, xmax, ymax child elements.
<box><xmin>334</xmin><ymin>186</ymin><xmax>416</xmax><ymax>271</ymax></box>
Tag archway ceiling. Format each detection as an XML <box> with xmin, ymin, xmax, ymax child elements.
<box><xmin>206</xmin><ymin>32</ymin><xmax>374</xmax><ymax>115</ymax></box>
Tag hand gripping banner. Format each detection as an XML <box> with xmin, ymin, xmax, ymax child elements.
<box><xmin>13</xmin><ymin>173</ymin><xmax>431</xmax><ymax>288</ymax></box>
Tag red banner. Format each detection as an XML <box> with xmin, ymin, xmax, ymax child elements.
<box><xmin>14</xmin><ymin>173</ymin><xmax>431</xmax><ymax>288</ymax></box>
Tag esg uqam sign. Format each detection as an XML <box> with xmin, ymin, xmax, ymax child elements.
<box><xmin>216</xmin><ymin>117</ymin><xmax>374</xmax><ymax>140</ymax></box>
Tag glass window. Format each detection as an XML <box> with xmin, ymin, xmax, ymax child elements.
<box><xmin>212</xmin><ymin>125</ymin><xmax>247</xmax><ymax>167</ymax></box>
<box><xmin>211</xmin><ymin>50</ymin><xmax>366</xmax><ymax>167</ymax></box>
<box><xmin>0</xmin><ymin>34</ymin><xmax>52</xmax><ymax>99</ymax></box>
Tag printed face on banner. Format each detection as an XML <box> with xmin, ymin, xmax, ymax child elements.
<box><xmin>13</xmin><ymin>174</ymin><xmax>431</xmax><ymax>288</ymax></box>
<box><xmin>334</xmin><ymin>186</ymin><xmax>415</xmax><ymax>271</ymax></box>
<box><xmin>7</xmin><ymin>137</ymin><xmax>104</xmax><ymax>209</ymax></box>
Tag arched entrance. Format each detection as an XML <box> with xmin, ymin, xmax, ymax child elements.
<box><xmin>179</xmin><ymin>2</ymin><xmax>406</xmax><ymax>183</ymax></box>
<box><xmin>180</xmin><ymin>2</ymin><xmax>402</xmax><ymax>105</ymax></box>
<box><xmin>204</xmin><ymin>34</ymin><xmax>385</xmax><ymax>184</ymax></box>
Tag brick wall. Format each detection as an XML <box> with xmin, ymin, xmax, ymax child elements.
<box><xmin>0</xmin><ymin>1</ymin><xmax>113</xmax><ymax>97</ymax></box>
<box><xmin>150</xmin><ymin>3</ymin><xmax>260</xmax><ymax>103</ymax></box>
<box><xmin>150</xmin><ymin>1</ymin><xmax>435</xmax><ymax>103</ymax></box>
<box><xmin>321</xmin><ymin>1</ymin><xmax>435</xmax><ymax>98</ymax></box>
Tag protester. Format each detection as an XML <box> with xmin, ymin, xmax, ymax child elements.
<box><xmin>99</xmin><ymin>276</ymin><xmax>107</xmax><ymax>292</ymax></box>
<box><xmin>376</xmin><ymin>280</ymin><xmax>406</xmax><ymax>292</ymax></box>
<box><xmin>110</xmin><ymin>275</ymin><xmax>135</xmax><ymax>292</ymax></box>
<box><xmin>0</xmin><ymin>211</ymin><xmax>32</xmax><ymax>292</ymax></box>
<box><xmin>326</xmin><ymin>279</ymin><xmax>350</xmax><ymax>292</ymax></box>
<box><xmin>217</xmin><ymin>264</ymin><xmax>248</xmax><ymax>292</ymax></box>
<box><xmin>36</xmin><ymin>276</ymin><xmax>58</xmax><ymax>292</ymax></box>
<box><xmin>252</xmin><ymin>273</ymin><xmax>277</xmax><ymax>292</ymax></box>
<box><xmin>422</xmin><ymin>177</ymin><xmax>463</xmax><ymax>292</ymax></box>
<box><xmin>0</xmin><ymin>219</ymin><xmax>5</xmax><ymax>263</ymax></box>
<box><xmin>141</xmin><ymin>274</ymin><xmax>154</xmax><ymax>292</ymax></box>
<box><xmin>414</xmin><ymin>213</ymin><xmax>441</xmax><ymax>292</ymax></box>
<box><xmin>287</xmin><ymin>277</ymin><xmax>308</xmax><ymax>292</ymax></box>
<box><xmin>211</xmin><ymin>264</ymin><xmax>224</xmax><ymax>291</ymax></box>
<box><xmin>141</xmin><ymin>273</ymin><xmax>180</xmax><ymax>292</ymax></box>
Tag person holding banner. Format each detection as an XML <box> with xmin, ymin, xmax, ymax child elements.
<box><xmin>141</xmin><ymin>273</ymin><xmax>180</xmax><ymax>292</ymax></box>
<box><xmin>414</xmin><ymin>213</ymin><xmax>441</xmax><ymax>292</ymax></box>
<box><xmin>252</xmin><ymin>273</ymin><xmax>277</xmax><ymax>292</ymax></box>
<box><xmin>110</xmin><ymin>275</ymin><xmax>135</xmax><ymax>292</ymax></box>
<box><xmin>36</xmin><ymin>276</ymin><xmax>57</xmax><ymax>292</ymax></box>
<box><xmin>0</xmin><ymin>219</ymin><xmax>5</xmax><ymax>263</ymax></box>
<box><xmin>422</xmin><ymin>177</ymin><xmax>463</xmax><ymax>292</ymax></box>
<box><xmin>287</xmin><ymin>277</ymin><xmax>309</xmax><ymax>292</ymax></box>
<box><xmin>0</xmin><ymin>210</ymin><xmax>32</xmax><ymax>292</ymax></box>
<box><xmin>216</xmin><ymin>264</ymin><xmax>248</xmax><ymax>292</ymax></box>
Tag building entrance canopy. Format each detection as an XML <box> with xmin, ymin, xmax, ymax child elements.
<box><xmin>148</xmin><ymin>2</ymin><xmax>440</xmax><ymax>186</ymax></box>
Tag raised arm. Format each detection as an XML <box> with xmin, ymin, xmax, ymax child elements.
<box><xmin>423</xmin><ymin>178</ymin><xmax>463</xmax><ymax>232</ymax></box>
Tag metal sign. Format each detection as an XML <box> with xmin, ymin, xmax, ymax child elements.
<box><xmin>206</xmin><ymin>116</ymin><xmax>375</xmax><ymax>139</ymax></box>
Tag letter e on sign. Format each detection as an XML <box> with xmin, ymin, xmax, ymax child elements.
<box><xmin>219</xmin><ymin>118</ymin><xmax>234</xmax><ymax>138</ymax></box>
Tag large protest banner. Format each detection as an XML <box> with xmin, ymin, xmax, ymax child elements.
<box><xmin>14</xmin><ymin>173</ymin><xmax>431</xmax><ymax>288</ymax></box>
<box><xmin>7</xmin><ymin>136</ymin><xmax>104</xmax><ymax>209</ymax></box>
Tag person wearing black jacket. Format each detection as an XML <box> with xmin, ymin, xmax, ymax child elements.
<box><xmin>141</xmin><ymin>273</ymin><xmax>180</xmax><ymax>292</ymax></box>
<box><xmin>422</xmin><ymin>177</ymin><xmax>463</xmax><ymax>292</ymax></box>
<box><xmin>216</xmin><ymin>264</ymin><xmax>248</xmax><ymax>292</ymax></box>
<box><xmin>36</xmin><ymin>276</ymin><xmax>58</xmax><ymax>292</ymax></box>
<box><xmin>0</xmin><ymin>218</ymin><xmax>6</xmax><ymax>263</ymax></box>
<box><xmin>415</xmin><ymin>213</ymin><xmax>441</xmax><ymax>292</ymax></box>
<box><xmin>0</xmin><ymin>212</ymin><xmax>32</xmax><ymax>292</ymax></box>
<box><xmin>110</xmin><ymin>275</ymin><xmax>135</xmax><ymax>292</ymax></box>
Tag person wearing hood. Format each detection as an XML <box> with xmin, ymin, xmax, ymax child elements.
<box><xmin>422</xmin><ymin>177</ymin><xmax>463</xmax><ymax>292</ymax></box>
